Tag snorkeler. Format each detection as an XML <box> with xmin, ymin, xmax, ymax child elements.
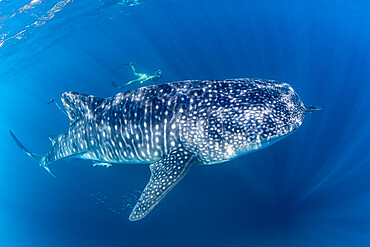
<box><xmin>112</xmin><ymin>62</ymin><xmax>162</xmax><ymax>89</ymax></box>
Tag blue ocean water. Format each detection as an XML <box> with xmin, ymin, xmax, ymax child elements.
<box><xmin>1</xmin><ymin>0</ymin><xmax>370</xmax><ymax>246</ymax></box>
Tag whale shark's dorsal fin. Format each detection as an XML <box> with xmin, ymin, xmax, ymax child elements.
<box><xmin>129</xmin><ymin>149</ymin><xmax>199</xmax><ymax>221</ymax></box>
<box><xmin>61</xmin><ymin>92</ymin><xmax>104</xmax><ymax>123</ymax></box>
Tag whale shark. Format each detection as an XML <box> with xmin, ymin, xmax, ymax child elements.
<box><xmin>10</xmin><ymin>78</ymin><xmax>319</xmax><ymax>221</ymax></box>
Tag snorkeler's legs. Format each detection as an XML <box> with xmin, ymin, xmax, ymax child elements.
<box><xmin>129</xmin><ymin>63</ymin><xmax>141</xmax><ymax>77</ymax></box>
<box><xmin>125</xmin><ymin>78</ymin><xmax>142</xmax><ymax>87</ymax></box>
<box><xmin>111</xmin><ymin>81</ymin><xmax>128</xmax><ymax>89</ymax></box>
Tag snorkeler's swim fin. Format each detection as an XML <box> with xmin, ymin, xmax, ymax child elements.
<box><xmin>111</xmin><ymin>81</ymin><xmax>120</xmax><ymax>88</ymax></box>
<box><xmin>113</xmin><ymin>62</ymin><xmax>130</xmax><ymax>72</ymax></box>
<box><xmin>9</xmin><ymin>130</ymin><xmax>56</xmax><ymax>178</ymax></box>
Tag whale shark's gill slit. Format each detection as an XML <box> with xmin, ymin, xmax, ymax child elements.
<box><xmin>129</xmin><ymin>149</ymin><xmax>198</xmax><ymax>221</ymax></box>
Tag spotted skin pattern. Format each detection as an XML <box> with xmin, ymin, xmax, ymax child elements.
<box><xmin>14</xmin><ymin>78</ymin><xmax>309</xmax><ymax>221</ymax></box>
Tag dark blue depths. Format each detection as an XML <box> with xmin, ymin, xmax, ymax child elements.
<box><xmin>0</xmin><ymin>0</ymin><xmax>370</xmax><ymax>246</ymax></box>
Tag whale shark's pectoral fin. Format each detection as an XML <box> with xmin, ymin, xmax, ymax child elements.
<box><xmin>129</xmin><ymin>149</ymin><xmax>198</xmax><ymax>221</ymax></box>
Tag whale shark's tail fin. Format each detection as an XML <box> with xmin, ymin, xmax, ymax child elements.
<box><xmin>305</xmin><ymin>105</ymin><xmax>321</xmax><ymax>114</ymax></box>
<box><xmin>9</xmin><ymin>130</ymin><xmax>56</xmax><ymax>178</ymax></box>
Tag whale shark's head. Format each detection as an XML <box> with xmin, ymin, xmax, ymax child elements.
<box><xmin>180</xmin><ymin>79</ymin><xmax>308</xmax><ymax>164</ymax></box>
<box><xmin>237</xmin><ymin>79</ymin><xmax>306</xmax><ymax>139</ymax></box>
<box><xmin>222</xmin><ymin>79</ymin><xmax>306</xmax><ymax>159</ymax></box>
<box><xmin>269</xmin><ymin>81</ymin><xmax>306</xmax><ymax>132</ymax></box>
